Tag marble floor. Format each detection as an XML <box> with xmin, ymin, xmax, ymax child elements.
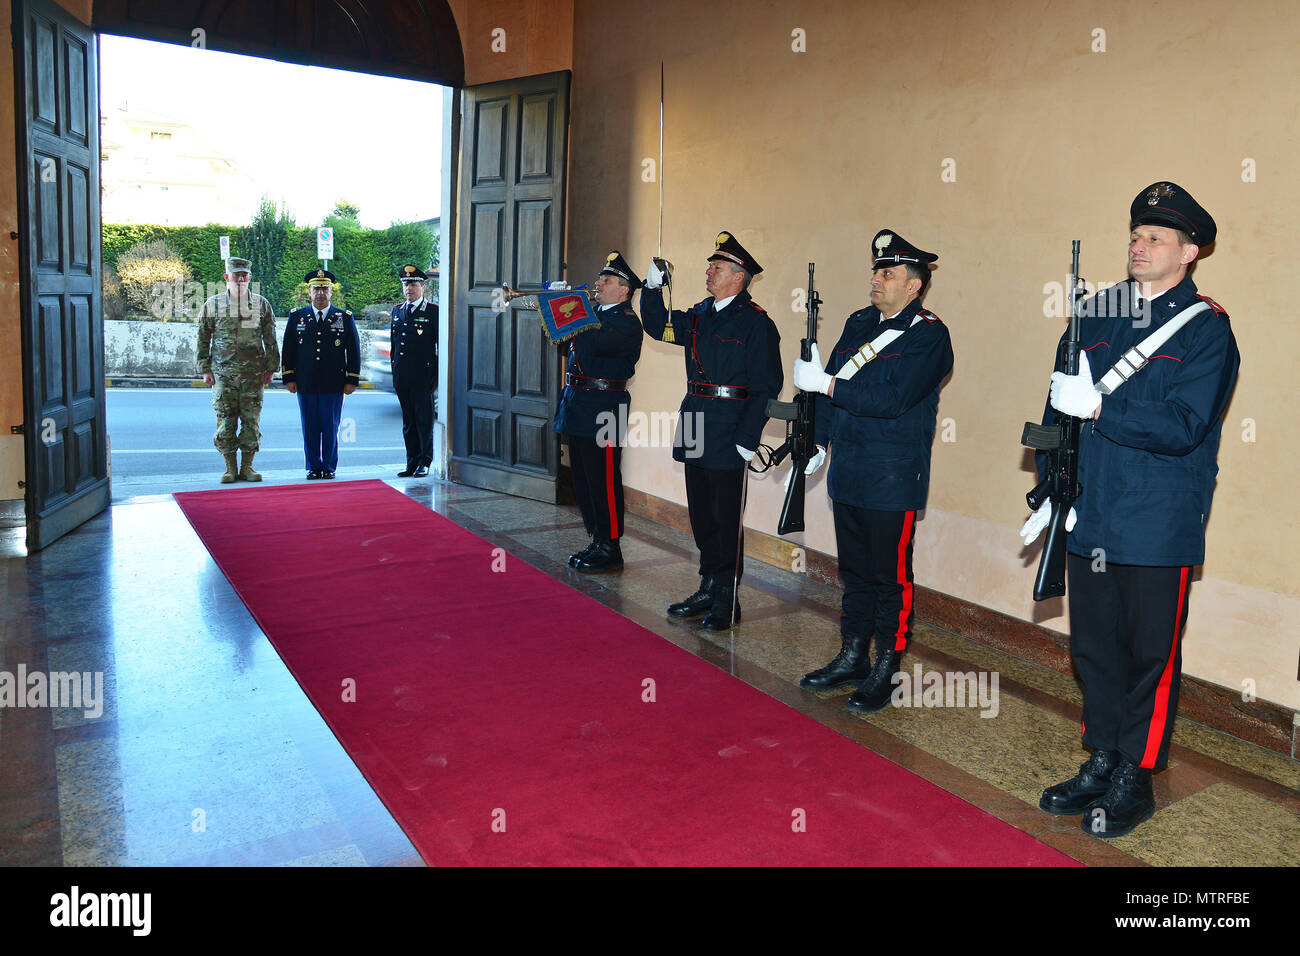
<box><xmin>1</xmin><ymin>477</ymin><xmax>1296</xmax><ymax>867</ymax></box>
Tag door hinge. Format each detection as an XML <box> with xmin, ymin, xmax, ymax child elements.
<box><xmin>10</xmin><ymin>424</ymin><xmax>23</xmax><ymax>435</ymax></box>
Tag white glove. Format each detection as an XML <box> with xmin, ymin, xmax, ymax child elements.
<box><xmin>805</xmin><ymin>445</ymin><xmax>827</xmax><ymax>476</ymax></box>
<box><xmin>644</xmin><ymin>258</ymin><xmax>666</xmax><ymax>290</ymax></box>
<box><xmin>735</xmin><ymin>445</ymin><xmax>755</xmax><ymax>462</ymax></box>
<box><xmin>546</xmin><ymin>280</ymin><xmax>570</xmax><ymax>291</ymax></box>
<box><xmin>783</xmin><ymin>445</ymin><xmax>827</xmax><ymax>491</ymax></box>
<box><xmin>1049</xmin><ymin>350</ymin><xmax>1102</xmax><ymax>419</ymax></box>
<box><xmin>1019</xmin><ymin>500</ymin><xmax>1077</xmax><ymax>546</ymax></box>
<box><xmin>793</xmin><ymin>343</ymin><xmax>833</xmax><ymax>395</ymax></box>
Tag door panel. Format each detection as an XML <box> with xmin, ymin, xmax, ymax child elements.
<box><xmin>451</xmin><ymin>72</ymin><xmax>569</xmax><ymax>502</ymax></box>
<box><xmin>16</xmin><ymin>0</ymin><xmax>108</xmax><ymax>550</ymax></box>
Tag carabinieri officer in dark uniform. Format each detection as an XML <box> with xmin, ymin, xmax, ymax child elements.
<box><xmin>282</xmin><ymin>269</ymin><xmax>360</xmax><ymax>479</ymax></box>
<box><xmin>792</xmin><ymin>231</ymin><xmax>953</xmax><ymax>713</ymax></box>
<box><xmin>1024</xmin><ymin>182</ymin><xmax>1239</xmax><ymax>839</ymax></box>
<box><xmin>391</xmin><ymin>264</ymin><xmax>438</xmax><ymax>477</ymax></box>
<box><xmin>641</xmin><ymin>231</ymin><xmax>783</xmax><ymax>630</ymax></box>
<box><xmin>555</xmin><ymin>251</ymin><xmax>644</xmax><ymax>573</ymax></box>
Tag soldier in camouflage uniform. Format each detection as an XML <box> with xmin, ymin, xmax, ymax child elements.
<box><xmin>196</xmin><ymin>258</ymin><xmax>280</xmax><ymax>483</ymax></box>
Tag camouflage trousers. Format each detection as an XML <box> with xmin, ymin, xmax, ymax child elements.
<box><xmin>211</xmin><ymin>374</ymin><xmax>265</xmax><ymax>454</ymax></box>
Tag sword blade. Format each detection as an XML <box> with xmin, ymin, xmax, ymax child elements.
<box><xmin>658</xmin><ymin>61</ymin><xmax>664</xmax><ymax>257</ymax></box>
<box><xmin>731</xmin><ymin>463</ymin><xmax>749</xmax><ymax>627</ymax></box>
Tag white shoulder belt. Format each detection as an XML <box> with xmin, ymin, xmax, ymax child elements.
<box><xmin>834</xmin><ymin>314</ymin><xmax>925</xmax><ymax>382</ymax></box>
<box><xmin>1095</xmin><ymin>301</ymin><xmax>1209</xmax><ymax>395</ymax></box>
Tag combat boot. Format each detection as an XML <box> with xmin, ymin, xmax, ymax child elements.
<box><xmin>1040</xmin><ymin>749</ymin><xmax>1120</xmax><ymax>815</ymax></box>
<box><xmin>575</xmin><ymin>541</ymin><xmax>623</xmax><ymax>573</ymax></box>
<box><xmin>845</xmin><ymin>645</ymin><xmax>902</xmax><ymax>714</ymax></box>
<box><xmin>699</xmin><ymin>585</ymin><xmax>740</xmax><ymax>631</ymax></box>
<box><xmin>568</xmin><ymin>541</ymin><xmax>597</xmax><ymax>568</ymax></box>
<box><xmin>1081</xmin><ymin>757</ymin><xmax>1155</xmax><ymax>839</ymax></box>
<box><xmin>239</xmin><ymin>450</ymin><xmax>262</xmax><ymax>482</ymax></box>
<box><xmin>221</xmin><ymin>453</ymin><xmax>239</xmax><ymax>484</ymax></box>
<box><xmin>800</xmin><ymin>629</ymin><xmax>873</xmax><ymax>690</ymax></box>
<box><xmin>667</xmin><ymin>577</ymin><xmax>716</xmax><ymax>619</ymax></box>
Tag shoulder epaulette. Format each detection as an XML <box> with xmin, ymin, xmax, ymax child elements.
<box><xmin>747</xmin><ymin>300</ymin><xmax>766</xmax><ymax>314</ymax></box>
<box><xmin>1195</xmin><ymin>294</ymin><xmax>1228</xmax><ymax>316</ymax></box>
<box><xmin>345</xmin><ymin>310</ymin><xmax>353</xmax><ymax>316</ymax></box>
<box><xmin>919</xmin><ymin>308</ymin><xmax>942</xmax><ymax>324</ymax></box>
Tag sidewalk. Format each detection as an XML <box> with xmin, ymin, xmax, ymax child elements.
<box><xmin>105</xmin><ymin>377</ymin><xmax>380</xmax><ymax>390</ymax></box>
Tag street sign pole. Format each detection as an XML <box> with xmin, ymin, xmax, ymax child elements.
<box><xmin>317</xmin><ymin>227</ymin><xmax>334</xmax><ymax>271</ymax></box>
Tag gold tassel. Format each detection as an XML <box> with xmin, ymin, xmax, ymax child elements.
<box><xmin>662</xmin><ymin>323</ymin><xmax>675</xmax><ymax>343</ymax></box>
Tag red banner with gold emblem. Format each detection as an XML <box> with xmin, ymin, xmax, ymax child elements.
<box><xmin>536</xmin><ymin>291</ymin><xmax>599</xmax><ymax>343</ymax></box>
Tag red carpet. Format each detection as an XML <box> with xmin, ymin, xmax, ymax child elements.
<box><xmin>174</xmin><ymin>480</ymin><xmax>1077</xmax><ymax>866</ymax></box>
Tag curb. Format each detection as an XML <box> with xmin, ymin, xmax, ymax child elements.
<box><xmin>106</xmin><ymin>378</ymin><xmax>380</xmax><ymax>390</ymax></box>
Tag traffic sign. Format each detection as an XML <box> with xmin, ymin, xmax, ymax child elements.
<box><xmin>317</xmin><ymin>227</ymin><xmax>334</xmax><ymax>261</ymax></box>
<box><xmin>219</xmin><ymin>235</ymin><xmax>230</xmax><ymax>260</ymax></box>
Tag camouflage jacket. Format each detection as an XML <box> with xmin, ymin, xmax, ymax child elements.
<box><xmin>196</xmin><ymin>292</ymin><xmax>280</xmax><ymax>376</ymax></box>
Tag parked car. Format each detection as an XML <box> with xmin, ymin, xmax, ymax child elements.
<box><xmin>366</xmin><ymin>330</ymin><xmax>393</xmax><ymax>390</ymax></box>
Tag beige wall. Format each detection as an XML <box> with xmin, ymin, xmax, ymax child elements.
<box><xmin>567</xmin><ymin>0</ymin><xmax>1300</xmax><ymax>709</ymax></box>
<box><xmin>446</xmin><ymin>0</ymin><xmax>572</xmax><ymax>86</ymax></box>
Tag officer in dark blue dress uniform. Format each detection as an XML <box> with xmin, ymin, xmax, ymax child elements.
<box><xmin>792</xmin><ymin>231</ymin><xmax>953</xmax><ymax>713</ymax></box>
<box><xmin>282</xmin><ymin>269</ymin><xmax>360</xmax><ymax>479</ymax></box>
<box><xmin>391</xmin><ymin>265</ymin><xmax>438</xmax><ymax>477</ymax></box>
<box><xmin>555</xmin><ymin>251</ymin><xmax>644</xmax><ymax>573</ymax></box>
<box><xmin>1024</xmin><ymin>183</ymin><xmax>1239</xmax><ymax>839</ymax></box>
<box><xmin>641</xmin><ymin>231</ymin><xmax>783</xmax><ymax>630</ymax></box>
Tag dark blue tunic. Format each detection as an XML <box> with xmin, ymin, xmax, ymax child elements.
<box><xmin>281</xmin><ymin>306</ymin><xmax>360</xmax><ymax>393</ymax></box>
<box><xmin>640</xmin><ymin>288</ymin><xmax>783</xmax><ymax>471</ymax></box>
<box><xmin>553</xmin><ymin>300</ymin><xmax>643</xmax><ymax>440</ymax></box>
<box><xmin>814</xmin><ymin>299</ymin><xmax>953</xmax><ymax>511</ymax></box>
<box><xmin>1036</xmin><ymin>276</ymin><xmax>1239</xmax><ymax>566</ymax></box>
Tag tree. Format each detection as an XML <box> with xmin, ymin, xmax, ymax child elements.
<box><xmin>328</xmin><ymin>199</ymin><xmax>362</xmax><ymax>226</ymax></box>
<box><xmin>115</xmin><ymin>240</ymin><xmax>191</xmax><ymax>319</ymax></box>
<box><xmin>245</xmin><ymin>197</ymin><xmax>293</xmax><ymax>312</ymax></box>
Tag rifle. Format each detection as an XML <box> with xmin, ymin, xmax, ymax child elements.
<box><xmin>766</xmin><ymin>263</ymin><xmax>822</xmax><ymax>535</ymax></box>
<box><xmin>1021</xmin><ymin>240</ymin><xmax>1085</xmax><ymax>601</ymax></box>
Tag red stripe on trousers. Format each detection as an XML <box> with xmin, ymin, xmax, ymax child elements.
<box><xmin>1140</xmin><ymin>565</ymin><xmax>1189</xmax><ymax>769</ymax></box>
<box><xmin>605</xmin><ymin>443</ymin><xmax>619</xmax><ymax>540</ymax></box>
<box><xmin>892</xmin><ymin>510</ymin><xmax>915</xmax><ymax>651</ymax></box>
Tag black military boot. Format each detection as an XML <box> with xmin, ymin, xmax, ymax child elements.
<box><xmin>1039</xmin><ymin>749</ymin><xmax>1121</xmax><ymax>815</ymax></box>
<box><xmin>845</xmin><ymin>645</ymin><xmax>902</xmax><ymax>714</ymax></box>
<box><xmin>568</xmin><ymin>541</ymin><xmax>596</xmax><ymax>568</ymax></box>
<box><xmin>667</xmin><ymin>577</ymin><xmax>716</xmax><ymax>619</ymax></box>
<box><xmin>575</xmin><ymin>541</ymin><xmax>623</xmax><ymax>573</ymax></box>
<box><xmin>800</xmin><ymin>629</ymin><xmax>873</xmax><ymax>690</ymax></box>
<box><xmin>699</xmin><ymin>585</ymin><xmax>740</xmax><ymax>631</ymax></box>
<box><xmin>1081</xmin><ymin>757</ymin><xmax>1155</xmax><ymax>839</ymax></box>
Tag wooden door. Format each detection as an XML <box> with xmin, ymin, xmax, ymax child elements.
<box><xmin>450</xmin><ymin>72</ymin><xmax>569</xmax><ymax>502</ymax></box>
<box><xmin>15</xmin><ymin>0</ymin><xmax>108</xmax><ymax>550</ymax></box>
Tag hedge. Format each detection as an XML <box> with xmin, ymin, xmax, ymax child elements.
<box><xmin>102</xmin><ymin>217</ymin><xmax>437</xmax><ymax>317</ymax></box>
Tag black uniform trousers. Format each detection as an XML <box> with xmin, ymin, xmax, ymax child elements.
<box><xmin>832</xmin><ymin>502</ymin><xmax>916</xmax><ymax>652</ymax></box>
<box><xmin>396</xmin><ymin>385</ymin><xmax>434</xmax><ymax>468</ymax></box>
<box><xmin>1066</xmin><ymin>554</ymin><xmax>1191</xmax><ymax>770</ymax></box>
<box><xmin>568</xmin><ymin>435</ymin><xmax>624</xmax><ymax>542</ymax></box>
<box><xmin>684</xmin><ymin>464</ymin><xmax>745</xmax><ymax>583</ymax></box>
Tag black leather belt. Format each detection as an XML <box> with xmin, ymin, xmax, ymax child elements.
<box><xmin>688</xmin><ymin>382</ymin><xmax>749</xmax><ymax>400</ymax></box>
<box><xmin>566</xmin><ymin>373</ymin><xmax>628</xmax><ymax>391</ymax></box>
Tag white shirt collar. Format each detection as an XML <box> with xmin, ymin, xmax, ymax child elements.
<box><xmin>714</xmin><ymin>294</ymin><xmax>737</xmax><ymax>311</ymax></box>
